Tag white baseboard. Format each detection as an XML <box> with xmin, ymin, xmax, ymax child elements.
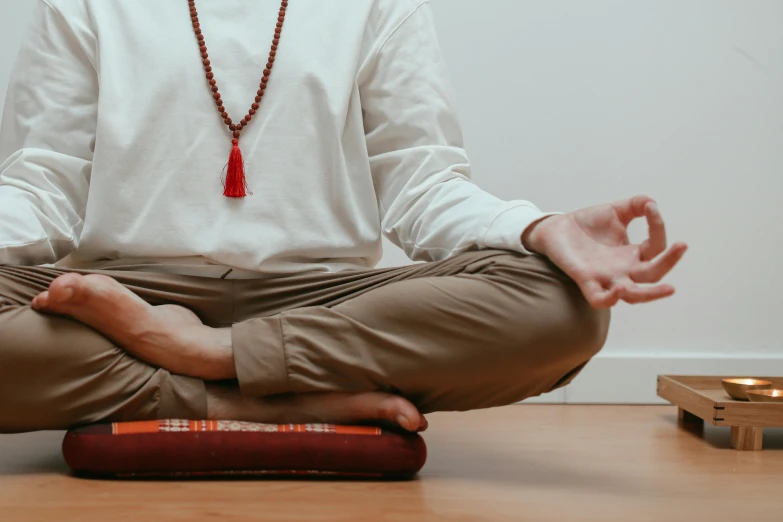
<box><xmin>519</xmin><ymin>354</ymin><xmax>783</xmax><ymax>405</ymax></box>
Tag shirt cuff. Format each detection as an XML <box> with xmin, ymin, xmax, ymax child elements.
<box><xmin>481</xmin><ymin>203</ymin><xmax>562</xmax><ymax>255</ymax></box>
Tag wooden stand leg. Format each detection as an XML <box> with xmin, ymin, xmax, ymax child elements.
<box><xmin>730</xmin><ymin>426</ymin><xmax>763</xmax><ymax>451</ymax></box>
<box><xmin>677</xmin><ymin>408</ymin><xmax>704</xmax><ymax>429</ymax></box>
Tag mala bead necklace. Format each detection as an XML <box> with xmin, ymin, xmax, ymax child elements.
<box><xmin>188</xmin><ymin>0</ymin><xmax>288</xmax><ymax>197</ymax></box>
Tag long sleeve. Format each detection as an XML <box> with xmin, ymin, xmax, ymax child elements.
<box><xmin>359</xmin><ymin>1</ymin><xmax>557</xmax><ymax>262</ymax></box>
<box><xmin>0</xmin><ymin>0</ymin><xmax>96</xmax><ymax>266</ymax></box>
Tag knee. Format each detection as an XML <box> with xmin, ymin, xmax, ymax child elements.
<box><xmin>484</xmin><ymin>253</ymin><xmax>610</xmax><ymax>382</ymax></box>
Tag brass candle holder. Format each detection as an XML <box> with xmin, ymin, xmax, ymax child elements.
<box><xmin>747</xmin><ymin>389</ymin><xmax>783</xmax><ymax>403</ymax></box>
<box><xmin>721</xmin><ymin>378</ymin><xmax>772</xmax><ymax>401</ymax></box>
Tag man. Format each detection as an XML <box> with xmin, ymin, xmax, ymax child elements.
<box><xmin>0</xmin><ymin>0</ymin><xmax>685</xmax><ymax>434</ymax></box>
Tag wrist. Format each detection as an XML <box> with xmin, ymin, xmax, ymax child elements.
<box><xmin>521</xmin><ymin>215</ymin><xmax>556</xmax><ymax>255</ymax></box>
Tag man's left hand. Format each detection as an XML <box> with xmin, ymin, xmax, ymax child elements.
<box><xmin>522</xmin><ymin>195</ymin><xmax>688</xmax><ymax>309</ymax></box>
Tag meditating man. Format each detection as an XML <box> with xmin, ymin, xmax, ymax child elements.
<box><xmin>0</xmin><ymin>0</ymin><xmax>686</xmax><ymax>434</ymax></box>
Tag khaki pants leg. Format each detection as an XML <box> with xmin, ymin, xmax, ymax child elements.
<box><xmin>232</xmin><ymin>250</ymin><xmax>610</xmax><ymax>413</ymax></box>
<box><xmin>0</xmin><ymin>266</ymin><xmax>218</xmax><ymax>433</ymax></box>
<box><xmin>1</xmin><ymin>250</ymin><xmax>609</xmax><ymax>433</ymax></box>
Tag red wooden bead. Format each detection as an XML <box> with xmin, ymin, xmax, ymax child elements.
<box><xmin>189</xmin><ymin>0</ymin><xmax>288</xmax><ymax>157</ymax></box>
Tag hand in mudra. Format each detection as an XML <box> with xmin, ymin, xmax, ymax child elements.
<box><xmin>524</xmin><ymin>195</ymin><xmax>688</xmax><ymax>308</ymax></box>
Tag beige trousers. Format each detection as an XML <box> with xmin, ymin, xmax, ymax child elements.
<box><xmin>0</xmin><ymin>250</ymin><xmax>609</xmax><ymax>433</ymax></box>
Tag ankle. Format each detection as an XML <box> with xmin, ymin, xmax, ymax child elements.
<box><xmin>184</xmin><ymin>327</ymin><xmax>236</xmax><ymax>380</ymax></box>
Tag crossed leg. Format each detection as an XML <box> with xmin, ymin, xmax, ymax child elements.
<box><xmin>1</xmin><ymin>250</ymin><xmax>609</xmax><ymax>434</ymax></box>
<box><xmin>0</xmin><ymin>267</ymin><xmax>425</xmax><ymax>433</ymax></box>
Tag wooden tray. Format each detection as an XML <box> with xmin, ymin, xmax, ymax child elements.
<box><xmin>657</xmin><ymin>375</ymin><xmax>783</xmax><ymax>451</ymax></box>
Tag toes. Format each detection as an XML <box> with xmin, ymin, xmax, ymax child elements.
<box><xmin>47</xmin><ymin>273</ymin><xmax>86</xmax><ymax>309</ymax></box>
<box><xmin>376</xmin><ymin>395</ymin><xmax>423</xmax><ymax>432</ymax></box>
<box><xmin>31</xmin><ymin>291</ymin><xmax>50</xmax><ymax>311</ymax></box>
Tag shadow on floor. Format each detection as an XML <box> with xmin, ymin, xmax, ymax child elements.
<box><xmin>422</xmin><ymin>439</ymin><xmax>661</xmax><ymax>497</ymax></box>
<box><xmin>660</xmin><ymin>413</ymin><xmax>783</xmax><ymax>450</ymax></box>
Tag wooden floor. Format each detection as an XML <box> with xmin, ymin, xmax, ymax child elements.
<box><xmin>1</xmin><ymin>405</ymin><xmax>782</xmax><ymax>521</ymax></box>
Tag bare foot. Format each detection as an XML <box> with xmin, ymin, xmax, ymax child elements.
<box><xmin>31</xmin><ymin>273</ymin><xmax>235</xmax><ymax>380</ymax></box>
<box><xmin>207</xmin><ymin>385</ymin><xmax>428</xmax><ymax>432</ymax></box>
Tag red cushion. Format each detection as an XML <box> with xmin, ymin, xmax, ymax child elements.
<box><xmin>62</xmin><ymin>420</ymin><xmax>427</xmax><ymax>479</ymax></box>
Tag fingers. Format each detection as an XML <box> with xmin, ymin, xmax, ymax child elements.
<box><xmin>618</xmin><ymin>283</ymin><xmax>675</xmax><ymax>304</ymax></box>
<box><xmin>581</xmin><ymin>276</ymin><xmax>679</xmax><ymax>307</ymax></box>
<box><xmin>639</xmin><ymin>201</ymin><xmax>667</xmax><ymax>261</ymax></box>
<box><xmin>612</xmin><ymin>195</ymin><xmax>654</xmax><ymax>225</ymax></box>
<box><xmin>631</xmin><ymin>242</ymin><xmax>688</xmax><ymax>283</ymax></box>
<box><xmin>581</xmin><ymin>280</ymin><xmax>623</xmax><ymax>309</ymax></box>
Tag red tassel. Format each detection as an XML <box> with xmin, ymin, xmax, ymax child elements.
<box><xmin>223</xmin><ymin>139</ymin><xmax>250</xmax><ymax>198</ymax></box>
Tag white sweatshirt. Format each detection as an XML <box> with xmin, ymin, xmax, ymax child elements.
<box><xmin>0</xmin><ymin>0</ymin><xmax>552</xmax><ymax>278</ymax></box>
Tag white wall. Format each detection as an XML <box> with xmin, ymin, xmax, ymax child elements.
<box><xmin>2</xmin><ymin>1</ymin><xmax>782</xmax><ymax>402</ymax></box>
<box><xmin>427</xmin><ymin>0</ymin><xmax>783</xmax><ymax>401</ymax></box>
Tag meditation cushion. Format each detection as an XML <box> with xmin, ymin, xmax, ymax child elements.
<box><xmin>62</xmin><ymin>419</ymin><xmax>427</xmax><ymax>479</ymax></box>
